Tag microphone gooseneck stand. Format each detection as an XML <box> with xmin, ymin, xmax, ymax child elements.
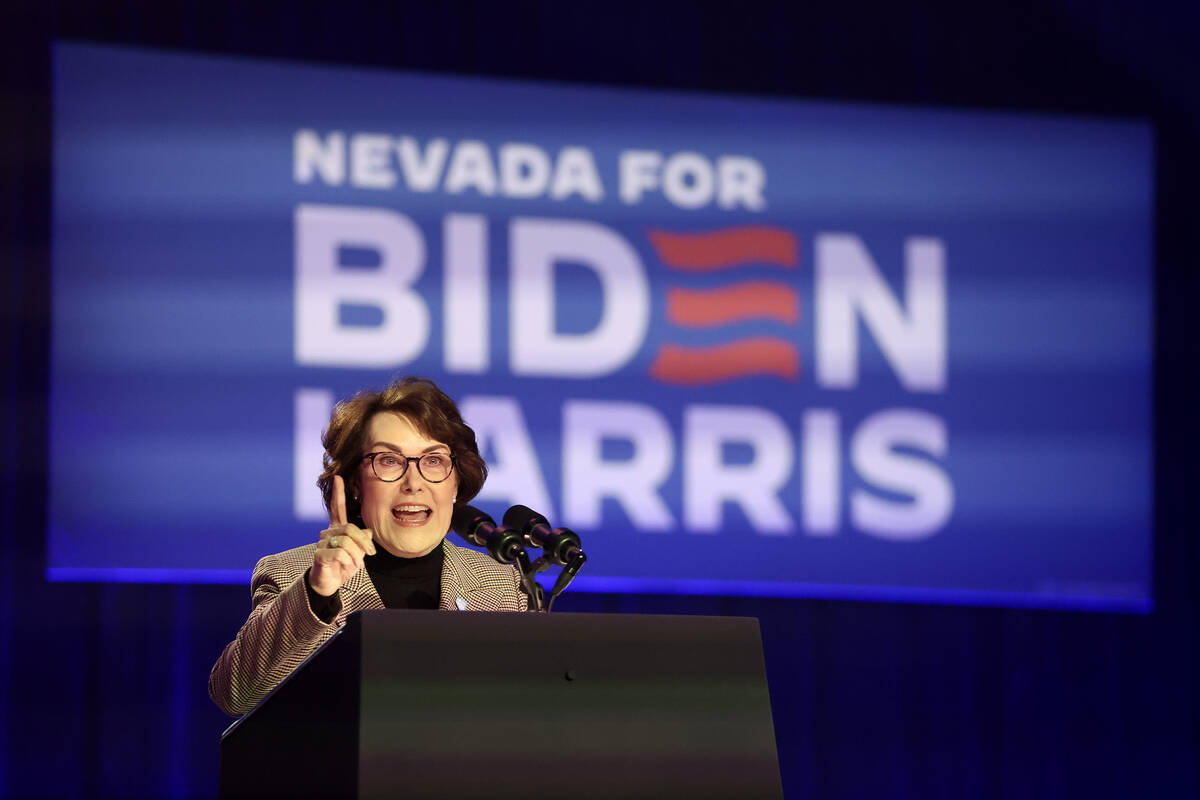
<box><xmin>545</xmin><ymin>548</ymin><xmax>586</xmax><ymax>612</ymax></box>
<box><xmin>503</xmin><ymin>504</ymin><xmax>587</xmax><ymax>612</ymax></box>
<box><xmin>450</xmin><ymin>505</ymin><xmax>546</xmax><ymax>611</ymax></box>
<box><xmin>451</xmin><ymin>504</ymin><xmax>589</xmax><ymax>612</ymax></box>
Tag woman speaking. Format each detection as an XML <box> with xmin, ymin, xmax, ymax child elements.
<box><xmin>209</xmin><ymin>377</ymin><xmax>528</xmax><ymax>717</ymax></box>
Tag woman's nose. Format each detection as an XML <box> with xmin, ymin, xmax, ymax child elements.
<box><xmin>397</xmin><ymin>465</ymin><xmax>424</xmax><ymax>491</ymax></box>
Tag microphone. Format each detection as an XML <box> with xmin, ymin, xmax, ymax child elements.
<box><xmin>502</xmin><ymin>504</ymin><xmax>584</xmax><ymax>567</ymax></box>
<box><xmin>450</xmin><ymin>505</ymin><xmax>526</xmax><ymax>565</ymax></box>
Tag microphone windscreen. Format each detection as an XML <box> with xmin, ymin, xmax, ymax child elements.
<box><xmin>502</xmin><ymin>504</ymin><xmax>549</xmax><ymax>535</ymax></box>
<box><xmin>451</xmin><ymin>505</ymin><xmax>495</xmax><ymax>537</ymax></box>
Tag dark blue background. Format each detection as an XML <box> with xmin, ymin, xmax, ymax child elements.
<box><xmin>2</xmin><ymin>1</ymin><xmax>1196</xmax><ymax>797</ymax></box>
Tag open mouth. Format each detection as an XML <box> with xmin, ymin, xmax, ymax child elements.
<box><xmin>392</xmin><ymin>504</ymin><xmax>433</xmax><ymax>524</ymax></box>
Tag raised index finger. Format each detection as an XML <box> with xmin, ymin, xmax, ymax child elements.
<box><xmin>331</xmin><ymin>474</ymin><xmax>348</xmax><ymax>527</ymax></box>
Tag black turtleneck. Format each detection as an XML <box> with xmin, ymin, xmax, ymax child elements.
<box><xmin>305</xmin><ymin>541</ymin><xmax>444</xmax><ymax>623</ymax></box>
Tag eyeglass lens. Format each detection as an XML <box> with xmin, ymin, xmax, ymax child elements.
<box><xmin>368</xmin><ymin>452</ymin><xmax>453</xmax><ymax>482</ymax></box>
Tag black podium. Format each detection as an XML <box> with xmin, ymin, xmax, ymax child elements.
<box><xmin>219</xmin><ymin>610</ymin><xmax>783</xmax><ymax>799</ymax></box>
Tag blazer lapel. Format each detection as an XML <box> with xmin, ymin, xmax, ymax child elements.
<box><xmin>338</xmin><ymin>563</ymin><xmax>384</xmax><ymax>619</ymax></box>
<box><xmin>439</xmin><ymin>539</ymin><xmax>485</xmax><ymax>611</ymax></box>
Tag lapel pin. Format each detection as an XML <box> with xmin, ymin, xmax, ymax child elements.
<box><xmin>455</xmin><ymin>596</ymin><xmax>468</xmax><ymax>611</ymax></box>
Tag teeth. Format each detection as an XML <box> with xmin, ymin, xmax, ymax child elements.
<box><xmin>395</xmin><ymin>505</ymin><xmax>430</xmax><ymax>513</ymax></box>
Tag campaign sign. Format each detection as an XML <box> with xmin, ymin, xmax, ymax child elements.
<box><xmin>49</xmin><ymin>42</ymin><xmax>1153</xmax><ymax>610</ymax></box>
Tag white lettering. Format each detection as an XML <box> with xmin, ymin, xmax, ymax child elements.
<box><xmin>395</xmin><ymin>136</ymin><xmax>449</xmax><ymax>192</ymax></box>
<box><xmin>550</xmin><ymin>146</ymin><xmax>604</xmax><ymax>202</ymax></box>
<box><xmin>349</xmin><ymin>133</ymin><xmax>397</xmax><ymax>190</ymax></box>
<box><xmin>661</xmin><ymin>151</ymin><xmax>715</xmax><ymax>209</ymax></box>
<box><xmin>816</xmin><ymin>234</ymin><xmax>947</xmax><ymax>391</ymax></box>
<box><xmin>443</xmin><ymin>140</ymin><xmax>498</xmax><ymax>196</ymax></box>
<box><xmin>293</xmin><ymin>204</ymin><xmax>428</xmax><ymax>367</ymax></box>
<box><xmin>509</xmin><ymin>218</ymin><xmax>649</xmax><ymax>377</ymax></box>
<box><xmin>850</xmin><ymin>409</ymin><xmax>953</xmax><ymax>539</ymax></box>
<box><xmin>294</xmin><ymin>387</ymin><xmax>335</xmax><ymax>521</ymax></box>
<box><xmin>443</xmin><ymin>213</ymin><xmax>489</xmax><ymax>373</ymax></box>
<box><xmin>683</xmin><ymin>405</ymin><xmax>794</xmax><ymax>534</ymax></box>
<box><xmin>562</xmin><ymin>400</ymin><xmax>675</xmax><ymax>530</ymax></box>
<box><xmin>499</xmin><ymin>143</ymin><xmax>551</xmax><ymax>199</ymax></box>
<box><xmin>293</xmin><ymin>129</ymin><xmax>345</xmax><ymax>185</ymax></box>
<box><xmin>618</xmin><ymin>149</ymin><xmax>662</xmax><ymax>204</ymax></box>
<box><xmin>294</xmin><ymin>133</ymin><xmax>762</xmax><ymax>209</ymax></box>
<box><xmin>717</xmin><ymin>156</ymin><xmax>766</xmax><ymax>210</ymax></box>
<box><xmin>460</xmin><ymin>395</ymin><xmax>555</xmax><ymax>517</ymax></box>
<box><xmin>801</xmin><ymin>409</ymin><xmax>840</xmax><ymax>535</ymax></box>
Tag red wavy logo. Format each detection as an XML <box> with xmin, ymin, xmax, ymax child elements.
<box><xmin>666</xmin><ymin>282</ymin><xmax>799</xmax><ymax>327</ymax></box>
<box><xmin>648</xmin><ymin>226</ymin><xmax>798</xmax><ymax>271</ymax></box>
<box><xmin>648</xmin><ymin>227</ymin><xmax>801</xmax><ymax>384</ymax></box>
<box><xmin>649</xmin><ymin>340</ymin><xmax>799</xmax><ymax>384</ymax></box>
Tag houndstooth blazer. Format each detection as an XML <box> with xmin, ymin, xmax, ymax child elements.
<box><xmin>209</xmin><ymin>537</ymin><xmax>527</xmax><ymax>717</ymax></box>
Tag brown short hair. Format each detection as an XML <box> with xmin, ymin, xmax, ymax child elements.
<box><xmin>316</xmin><ymin>377</ymin><xmax>487</xmax><ymax>525</ymax></box>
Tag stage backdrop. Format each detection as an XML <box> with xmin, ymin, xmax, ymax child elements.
<box><xmin>49</xmin><ymin>42</ymin><xmax>1153</xmax><ymax>610</ymax></box>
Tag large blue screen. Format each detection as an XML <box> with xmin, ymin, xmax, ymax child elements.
<box><xmin>49</xmin><ymin>42</ymin><xmax>1153</xmax><ymax>610</ymax></box>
